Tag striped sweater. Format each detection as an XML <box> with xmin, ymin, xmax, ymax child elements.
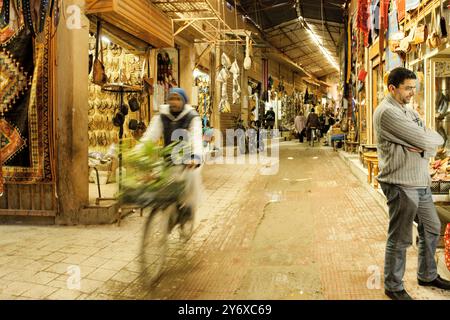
<box><xmin>373</xmin><ymin>94</ymin><xmax>444</xmax><ymax>187</ymax></box>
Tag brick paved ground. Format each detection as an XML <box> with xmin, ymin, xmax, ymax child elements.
<box><xmin>0</xmin><ymin>141</ymin><xmax>449</xmax><ymax>300</ymax></box>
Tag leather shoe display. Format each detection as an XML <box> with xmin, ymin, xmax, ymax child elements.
<box><xmin>418</xmin><ymin>275</ymin><xmax>450</xmax><ymax>290</ymax></box>
<box><xmin>385</xmin><ymin>289</ymin><xmax>413</xmax><ymax>300</ymax></box>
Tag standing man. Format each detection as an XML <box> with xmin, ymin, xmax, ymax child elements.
<box><xmin>265</xmin><ymin>107</ymin><xmax>276</xmax><ymax>130</ymax></box>
<box><xmin>294</xmin><ymin>111</ymin><xmax>307</xmax><ymax>143</ymax></box>
<box><xmin>305</xmin><ymin>107</ymin><xmax>320</xmax><ymax>142</ymax></box>
<box><xmin>374</xmin><ymin>67</ymin><xmax>450</xmax><ymax>300</ymax></box>
<box><xmin>322</xmin><ymin>112</ymin><xmax>332</xmax><ymax>137</ymax></box>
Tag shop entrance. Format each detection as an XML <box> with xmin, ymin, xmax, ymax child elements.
<box><xmin>87</xmin><ymin>21</ymin><xmax>151</xmax><ymax>206</ymax></box>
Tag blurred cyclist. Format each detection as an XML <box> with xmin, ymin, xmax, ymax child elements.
<box><xmin>139</xmin><ymin>88</ymin><xmax>203</xmax><ymax>233</ymax></box>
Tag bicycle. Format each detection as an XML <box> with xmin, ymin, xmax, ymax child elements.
<box><xmin>309</xmin><ymin>127</ymin><xmax>320</xmax><ymax>147</ymax></box>
<box><xmin>119</xmin><ymin>140</ymin><xmax>197</xmax><ymax>288</ymax></box>
<box><xmin>139</xmin><ymin>164</ymin><xmax>195</xmax><ymax>287</ymax></box>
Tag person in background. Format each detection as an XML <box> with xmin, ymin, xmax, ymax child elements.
<box><xmin>328</xmin><ymin>112</ymin><xmax>336</xmax><ymax>127</ymax></box>
<box><xmin>202</xmin><ymin>120</ymin><xmax>214</xmax><ymax>160</ymax></box>
<box><xmin>329</xmin><ymin>122</ymin><xmax>345</xmax><ymax>151</ymax></box>
<box><xmin>305</xmin><ymin>107</ymin><xmax>320</xmax><ymax>142</ymax></box>
<box><xmin>255</xmin><ymin>120</ymin><xmax>264</xmax><ymax>152</ymax></box>
<box><xmin>321</xmin><ymin>112</ymin><xmax>332</xmax><ymax>137</ymax></box>
<box><xmin>265</xmin><ymin>107</ymin><xmax>276</xmax><ymax>130</ymax></box>
<box><xmin>374</xmin><ymin>67</ymin><xmax>450</xmax><ymax>300</ymax></box>
<box><xmin>294</xmin><ymin>111</ymin><xmax>307</xmax><ymax>143</ymax></box>
<box><xmin>318</xmin><ymin>112</ymin><xmax>325</xmax><ymax>138</ymax></box>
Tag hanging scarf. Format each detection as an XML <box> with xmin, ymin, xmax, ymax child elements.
<box><xmin>357</xmin><ymin>0</ymin><xmax>371</xmax><ymax>47</ymax></box>
<box><xmin>346</xmin><ymin>17</ymin><xmax>351</xmax><ymax>84</ymax></box>
<box><xmin>397</xmin><ymin>0</ymin><xmax>405</xmax><ymax>22</ymax></box>
<box><xmin>379</xmin><ymin>0</ymin><xmax>390</xmax><ymax>60</ymax></box>
<box><xmin>357</xmin><ymin>0</ymin><xmax>370</xmax><ymax>34</ymax></box>
<box><xmin>386</xmin><ymin>0</ymin><xmax>402</xmax><ymax>72</ymax></box>
<box><xmin>371</xmin><ymin>0</ymin><xmax>380</xmax><ymax>38</ymax></box>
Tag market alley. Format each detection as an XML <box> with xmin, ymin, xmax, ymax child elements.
<box><xmin>0</xmin><ymin>142</ymin><xmax>449</xmax><ymax>300</ymax></box>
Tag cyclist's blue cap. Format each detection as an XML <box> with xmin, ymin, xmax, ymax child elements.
<box><xmin>169</xmin><ymin>88</ymin><xmax>188</xmax><ymax>105</ymax></box>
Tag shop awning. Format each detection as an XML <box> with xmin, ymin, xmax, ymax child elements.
<box><xmin>85</xmin><ymin>0</ymin><xmax>174</xmax><ymax>48</ymax></box>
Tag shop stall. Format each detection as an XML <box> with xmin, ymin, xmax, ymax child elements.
<box><xmin>86</xmin><ymin>21</ymin><xmax>152</xmax><ymax>206</ymax></box>
<box><xmin>84</xmin><ymin>0</ymin><xmax>174</xmax><ymax>223</ymax></box>
<box><xmin>192</xmin><ymin>67</ymin><xmax>212</xmax><ymax>127</ymax></box>
<box><xmin>0</xmin><ymin>0</ymin><xmax>175</xmax><ymax>224</ymax></box>
<box><xmin>400</xmin><ymin>0</ymin><xmax>450</xmax><ymax>196</ymax></box>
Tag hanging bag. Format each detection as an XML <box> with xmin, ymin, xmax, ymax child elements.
<box><xmin>412</xmin><ymin>4</ymin><xmax>428</xmax><ymax>45</ymax></box>
<box><xmin>397</xmin><ymin>13</ymin><xmax>415</xmax><ymax>53</ymax></box>
<box><xmin>93</xmin><ymin>20</ymin><xmax>108</xmax><ymax>86</ymax></box>
<box><xmin>440</xmin><ymin>0</ymin><xmax>447</xmax><ymax>37</ymax></box>
<box><xmin>427</xmin><ymin>8</ymin><xmax>441</xmax><ymax>49</ymax></box>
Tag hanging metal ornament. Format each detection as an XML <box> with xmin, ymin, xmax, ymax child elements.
<box><xmin>38</xmin><ymin>0</ymin><xmax>49</xmax><ymax>33</ymax></box>
<box><xmin>50</xmin><ymin>0</ymin><xmax>61</xmax><ymax>28</ymax></box>
<box><xmin>22</xmin><ymin>0</ymin><xmax>36</xmax><ymax>37</ymax></box>
<box><xmin>35</xmin><ymin>0</ymin><xmax>51</xmax><ymax>43</ymax></box>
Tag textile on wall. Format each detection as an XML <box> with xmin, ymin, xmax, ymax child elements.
<box><xmin>397</xmin><ymin>0</ymin><xmax>405</xmax><ymax>22</ymax></box>
<box><xmin>346</xmin><ymin>17</ymin><xmax>351</xmax><ymax>84</ymax></box>
<box><xmin>405</xmin><ymin>0</ymin><xmax>420</xmax><ymax>12</ymax></box>
<box><xmin>379</xmin><ymin>0</ymin><xmax>390</xmax><ymax>59</ymax></box>
<box><xmin>370</xmin><ymin>0</ymin><xmax>380</xmax><ymax>42</ymax></box>
<box><xmin>0</xmin><ymin>18</ymin><xmax>54</xmax><ymax>185</ymax></box>
<box><xmin>156</xmin><ymin>48</ymin><xmax>179</xmax><ymax>104</ymax></box>
<box><xmin>357</xmin><ymin>0</ymin><xmax>370</xmax><ymax>46</ymax></box>
<box><xmin>386</xmin><ymin>0</ymin><xmax>403</xmax><ymax>72</ymax></box>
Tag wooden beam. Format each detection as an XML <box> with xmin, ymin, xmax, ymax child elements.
<box><xmin>163</xmin><ymin>9</ymin><xmax>209</xmax><ymax>13</ymax></box>
<box><xmin>194</xmin><ymin>43</ymin><xmax>213</xmax><ymax>70</ymax></box>
<box><xmin>173</xmin><ymin>17</ymin><xmax>217</xmax><ymax>21</ymax></box>
<box><xmin>322</xmin><ymin>3</ymin><xmax>337</xmax><ymax>48</ymax></box>
<box><xmin>0</xmin><ymin>209</ymin><xmax>57</xmax><ymax>217</ymax></box>
<box><xmin>174</xmin><ymin>20</ymin><xmax>196</xmax><ymax>36</ymax></box>
<box><xmin>264</xmin><ymin>17</ymin><xmax>343</xmax><ymax>33</ymax></box>
<box><xmin>153</xmin><ymin>0</ymin><xmax>206</xmax><ymax>3</ymax></box>
<box><xmin>278</xmin><ymin>42</ymin><xmax>299</xmax><ymax>51</ymax></box>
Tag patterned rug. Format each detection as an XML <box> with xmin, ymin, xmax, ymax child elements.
<box><xmin>0</xmin><ymin>21</ymin><xmax>53</xmax><ymax>184</ymax></box>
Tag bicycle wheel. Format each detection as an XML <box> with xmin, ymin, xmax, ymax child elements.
<box><xmin>179</xmin><ymin>206</ymin><xmax>194</xmax><ymax>242</ymax></box>
<box><xmin>140</xmin><ymin>207</ymin><xmax>170</xmax><ymax>287</ymax></box>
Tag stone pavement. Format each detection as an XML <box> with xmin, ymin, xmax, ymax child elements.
<box><xmin>0</xmin><ymin>141</ymin><xmax>449</xmax><ymax>300</ymax></box>
<box><xmin>0</xmin><ymin>161</ymin><xmax>261</xmax><ymax>300</ymax></box>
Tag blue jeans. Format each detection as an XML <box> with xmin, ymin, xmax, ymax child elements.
<box><xmin>379</xmin><ymin>183</ymin><xmax>441</xmax><ymax>292</ymax></box>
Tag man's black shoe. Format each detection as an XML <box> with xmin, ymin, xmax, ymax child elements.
<box><xmin>385</xmin><ymin>289</ymin><xmax>413</xmax><ymax>300</ymax></box>
<box><xmin>418</xmin><ymin>275</ymin><xmax>450</xmax><ymax>290</ymax></box>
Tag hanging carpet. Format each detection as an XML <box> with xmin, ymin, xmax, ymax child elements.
<box><xmin>0</xmin><ymin>21</ymin><xmax>53</xmax><ymax>183</ymax></box>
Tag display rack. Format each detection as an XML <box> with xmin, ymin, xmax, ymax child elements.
<box><xmin>99</xmin><ymin>83</ymin><xmax>143</xmax><ymax>223</ymax></box>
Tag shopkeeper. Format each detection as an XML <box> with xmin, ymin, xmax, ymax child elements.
<box><xmin>373</xmin><ymin>67</ymin><xmax>450</xmax><ymax>300</ymax></box>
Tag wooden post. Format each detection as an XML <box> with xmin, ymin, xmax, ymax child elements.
<box><xmin>178</xmin><ymin>42</ymin><xmax>195</xmax><ymax>102</ymax></box>
<box><xmin>211</xmin><ymin>45</ymin><xmax>221</xmax><ymax>132</ymax></box>
<box><xmin>55</xmin><ymin>0</ymin><xmax>90</xmax><ymax>224</ymax></box>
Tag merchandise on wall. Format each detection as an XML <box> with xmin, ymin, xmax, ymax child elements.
<box><xmin>394</xmin><ymin>1</ymin><xmax>450</xmax><ymax>194</ymax></box>
<box><xmin>192</xmin><ymin>68</ymin><xmax>212</xmax><ymax>127</ymax></box>
<box><xmin>429</xmin><ymin>59</ymin><xmax>450</xmax><ymax>193</ymax></box>
<box><xmin>0</xmin><ymin>10</ymin><xmax>54</xmax><ymax>185</ymax></box>
<box><xmin>280</xmin><ymin>90</ymin><xmax>304</xmax><ymax>132</ymax></box>
<box><xmin>386</xmin><ymin>0</ymin><xmax>403</xmax><ymax>72</ymax></box>
<box><xmin>217</xmin><ymin>52</ymin><xmax>232</xmax><ymax>114</ymax></box>
<box><xmin>248</xmin><ymin>78</ymin><xmax>262</xmax><ymax>123</ymax></box>
<box><xmin>154</xmin><ymin>48</ymin><xmax>179</xmax><ymax>107</ymax></box>
<box><xmin>88</xmin><ymin>31</ymin><xmax>149</xmax><ymax>185</ymax></box>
